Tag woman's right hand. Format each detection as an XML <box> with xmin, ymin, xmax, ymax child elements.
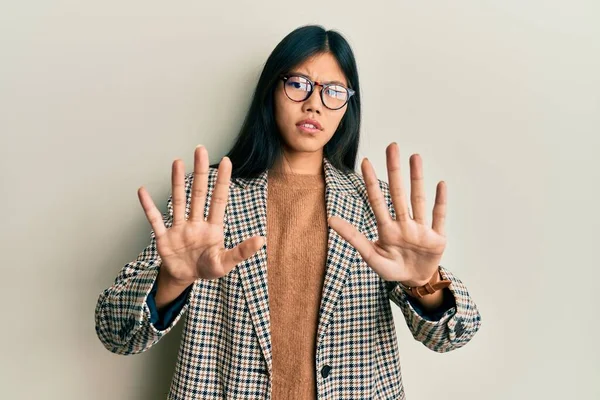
<box><xmin>137</xmin><ymin>145</ymin><xmax>265</xmax><ymax>287</ymax></box>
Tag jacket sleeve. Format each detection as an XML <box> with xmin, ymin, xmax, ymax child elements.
<box><xmin>147</xmin><ymin>277</ymin><xmax>193</xmax><ymax>330</ymax></box>
<box><xmin>94</xmin><ymin>173</ymin><xmax>195</xmax><ymax>355</ymax></box>
<box><xmin>378</xmin><ymin>179</ymin><xmax>482</xmax><ymax>353</ymax></box>
<box><xmin>404</xmin><ymin>287</ymin><xmax>456</xmax><ymax>321</ymax></box>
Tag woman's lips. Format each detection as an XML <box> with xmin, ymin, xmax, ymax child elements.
<box><xmin>297</xmin><ymin>124</ymin><xmax>321</xmax><ymax>134</ymax></box>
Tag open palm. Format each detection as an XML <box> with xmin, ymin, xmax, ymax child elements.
<box><xmin>137</xmin><ymin>145</ymin><xmax>265</xmax><ymax>286</ymax></box>
<box><xmin>328</xmin><ymin>143</ymin><xmax>447</xmax><ymax>287</ymax></box>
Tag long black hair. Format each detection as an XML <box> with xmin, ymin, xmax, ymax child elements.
<box><xmin>209</xmin><ymin>24</ymin><xmax>362</xmax><ymax>183</ymax></box>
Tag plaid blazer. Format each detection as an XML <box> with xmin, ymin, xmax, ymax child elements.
<box><xmin>95</xmin><ymin>157</ymin><xmax>482</xmax><ymax>399</ymax></box>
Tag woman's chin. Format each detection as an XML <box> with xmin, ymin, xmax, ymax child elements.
<box><xmin>285</xmin><ymin>140</ymin><xmax>325</xmax><ymax>154</ymax></box>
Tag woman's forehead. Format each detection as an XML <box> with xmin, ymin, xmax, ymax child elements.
<box><xmin>292</xmin><ymin>55</ymin><xmax>347</xmax><ymax>86</ymax></box>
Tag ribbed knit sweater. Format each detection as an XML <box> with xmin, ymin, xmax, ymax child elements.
<box><xmin>266</xmin><ymin>169</ymin><xmax>328</xmax><ymax>400</ymax></box>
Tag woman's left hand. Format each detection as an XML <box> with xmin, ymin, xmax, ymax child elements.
<box><xmin>328</xmin><ymin>142</ymin><xmax>447</xmax><ymax>287</ymax></box>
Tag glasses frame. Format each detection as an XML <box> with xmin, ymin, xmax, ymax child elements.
<box><xmin>279</xmin><ymin>73</ymin><xmax>356</xmax><ymax>110</ymax></box>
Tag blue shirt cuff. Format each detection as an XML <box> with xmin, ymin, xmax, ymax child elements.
<box><xmin>405</xmin><ymin>287</ymin><xmax>456</xmax><ymax>321</ymax></box>
<box><xmin>147</xmin><ymin>277</ymin><xmax>193</xmax><ymax>330</ymax></box>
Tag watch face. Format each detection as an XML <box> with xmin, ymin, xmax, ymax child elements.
<box><xmin>398</xmin><ymin>282</ymin><xmax>412</xmax><ymax>291</ymax></box>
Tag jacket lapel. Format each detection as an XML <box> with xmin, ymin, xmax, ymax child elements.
<box><xmin>226</xmin><ymin>157</ymin><xmax>364</xmax><ymax>376</ymax></box>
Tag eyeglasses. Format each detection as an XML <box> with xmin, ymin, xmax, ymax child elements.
<box><xmin>280</xmin><ymin>73</ymin><xmax>355</xmax><ymax>110</ymax></box>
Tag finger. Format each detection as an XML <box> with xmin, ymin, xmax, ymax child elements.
<box><xmin>409</xmin><ymin>153</ymin><xmax>428</xmax><ymax>225</ymax></box>
<box><xmin>220</xmin><ymin>235</ymin><xmax>265</xmax><ymax>273</ymax></box>
<box><xmin>207</xmin><ymin>156</ymin><xmax>232</xmax><ymax>225</ymax></box>
<box><xmin>137</xmin><ymin>186</ymin><xmax>167</xmax><ymax>237</ymax></box>
<box><xmin>361</xmin><ymin>158</ymin><xmax>394</xmax><ymax>230</ymax></box>
<box><xmin>386</xmin><ymin>143</ymin><xmax>410</xmax><ymax>224</ymax></box>
<box><xmin>328</xmin><ymin>216</ymin><xmax>377</xmax><ymax>265</ymax></box>
<box><xmin>189</xmin><ymin>145</ymin><xmax>209</xmax><ymax>223</ymax></box>
<box><xmin>432</xmin><ymin>181</ymin><xmax>447</xmax><ymax>235</ymax></box>
<box><xmin>171</xmin><ymin>159</ymin><xmax>187</xmax><ymax>226</ymax></box>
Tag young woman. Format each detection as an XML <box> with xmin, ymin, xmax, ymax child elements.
<box><xmin>95</xmin><ymin>24</ymin><xmax>481</xmax><ymax>400</ymax></box>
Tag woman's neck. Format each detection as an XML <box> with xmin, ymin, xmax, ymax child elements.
<box><xmin>271</xmin><ymin>149</ymin><xmax>324</xmax><ymax>175</ymax></box>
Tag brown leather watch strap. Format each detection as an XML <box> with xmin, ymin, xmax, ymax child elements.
<box><xmin>408</xmin><ymin>279</ymin><xmax>451</xmax><ymax>298</ymax></box>
<box><xmin>398</xmin><ymin>269</ymin><xmax>452</xmax><ymax>299</ymax></box>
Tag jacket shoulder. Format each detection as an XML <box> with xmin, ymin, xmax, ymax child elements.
<box><xmin>183</xmin><ymin>166</ymin><xmax>220</xmax><ymax>187</ymax></box>
<box><xmin>346</xmin><ymin>171</ymin><xmax>395</xmax><ymax>219</ymax></box>
<box><xmin>346</xmin><ymin>170</ymin><xmax>391</xmax><ymax>197</ymax></box>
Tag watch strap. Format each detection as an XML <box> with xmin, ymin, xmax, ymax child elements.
<box><xmin>397</xmin><ymin>269</ymin><xmax>452</xmax><ymax>299</ymax></box>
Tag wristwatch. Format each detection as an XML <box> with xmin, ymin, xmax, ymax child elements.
<box><xmin>396</xmin><ymin>267</ymin><xmax>452</xmax><ymax>299</ymax></box>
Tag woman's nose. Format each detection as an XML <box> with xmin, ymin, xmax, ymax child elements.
<box><xmin>302</xmin><ymin>87</ymin><xmax>323</xmax><ymax>114</ymax></box>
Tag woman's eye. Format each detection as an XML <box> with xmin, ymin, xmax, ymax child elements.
<box><xmin>286</xmin><ymin>78</ymin><xmax>310</xmax><ymax>91</ymax></box>
<box><xmin>326</xmin><ymin>88</ymin><xmax>345</xmax><ymax>99</ymax></box>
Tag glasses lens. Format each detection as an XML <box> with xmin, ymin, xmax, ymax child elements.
<box><xmin>284</xmin><ymin>75</ymin><xmax>312</xmax><ymax>101</ymax></box>
<box><xmin>322</xmin><ymin>85</ymin><xmax>349</xmax><ymax>109</ymax></box>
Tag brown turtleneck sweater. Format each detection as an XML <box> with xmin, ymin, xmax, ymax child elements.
<box><xmin>266</xmin><ymin>170</ymin><xmax>329</xmax><ymax>400</ymax></box>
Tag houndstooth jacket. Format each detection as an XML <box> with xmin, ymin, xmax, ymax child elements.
<box><xmin>95</xmin><ymin>156</ymin><xmax>482</xmax><ymax>399</ymax></box>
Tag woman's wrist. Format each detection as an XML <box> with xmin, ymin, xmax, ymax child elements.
<box><xmin>400</xmin><ymin>268</ymin><xmax>441</xmax><ymax>289</ymax></box>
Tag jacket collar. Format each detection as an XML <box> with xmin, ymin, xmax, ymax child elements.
<box><xmin>232</xmin><ymin>156</ymin><xmax>358</xmax><ymax>196</ymax></box>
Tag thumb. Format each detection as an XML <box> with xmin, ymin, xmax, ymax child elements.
<box><xmin>221</xmin><ymin>235</ymin><xmax>265</xmax><ymax>273</ymax></box>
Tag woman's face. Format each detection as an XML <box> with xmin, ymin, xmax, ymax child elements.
<box><xmin>274</xmin><ymin>52</ymin><xmax>349</xmax><ymax>157</ymax></box>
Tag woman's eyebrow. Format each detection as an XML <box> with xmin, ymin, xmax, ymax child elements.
<box><xmin>289</xmin><ymin>71</ymin><xmax>347</xmax><ymax>86</ymax></box>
